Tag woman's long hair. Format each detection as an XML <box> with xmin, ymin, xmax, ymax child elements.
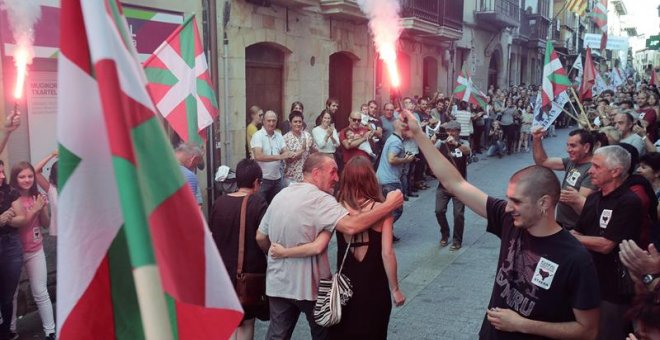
<box><xmin>10</xmin><ymin>161</ymin><xmax>39</xmax><ymax>196</ymax></box>
<box><xmin>336</xmin><ymin>156</ymin><xmax>384</xmax><ymax>211</ymax></box>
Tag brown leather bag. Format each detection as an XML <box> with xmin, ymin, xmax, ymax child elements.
<box><xmin>235</xmin><ymin>193</ymin><xmax>268</xmax><ymax>307</ymax></box>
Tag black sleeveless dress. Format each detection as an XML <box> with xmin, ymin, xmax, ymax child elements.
<box><xmin>329</xmin><ymin>228</ymin><xmax>392</xmax><ymax>339</ymax></box>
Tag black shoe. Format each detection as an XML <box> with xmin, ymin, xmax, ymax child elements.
<box><xmin>393</xmin><ymin>235</ymin><xmax>401</xmax><ymax>242</ymax></box>
<box><xmin>408</xmin><ymin>193</ymin><xmax>419</xmax><ymax>197</ymax></box>
<box><xmin>8</xmin><ymin>332</ymin><xmax>18</xmax><ymax>340</ymax></box>
<box><xmin>404</xmin><ymin>196</ymin><xmax>409</xmax><ymax>201</ymax></box>
<box><xmin>46</xmin><ymin>334</ymin><xmax>56</xmax><ymax>340</ymax></box>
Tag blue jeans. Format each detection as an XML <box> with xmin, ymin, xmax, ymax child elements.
<box><xmin>0</xmin><ymin>232</ymin><xmax>23</xmax><ymax>337</ymax></box>
<box><xmin>382</xmin><ymin>183</ymin><xmax>403</xmax><ymax>223</ymax></box>
<box><xmin>487</xmin><ymin>141</ymin><xmax>505</xmax><ymax>157</ymax></box>
<box><xmin>259</xmin><ymin>178</ymin><xmax>283</xmax><ymax>204</ymax></box>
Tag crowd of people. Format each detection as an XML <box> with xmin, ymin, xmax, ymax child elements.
<box><xmin>0</xmin><ymin>112</ymin><xmax>57</xmax><ymax>340</ymax></box>
<box><xmin>212</xmin><ymin>76</ymin><xmax>660</xmax><ymax>340</ymax></box>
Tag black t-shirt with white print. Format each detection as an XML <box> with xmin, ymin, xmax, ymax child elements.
<box><xmin>479</xmin><ymin>197</ymin><xmax>601</xmax><ymax>340</ymax></box>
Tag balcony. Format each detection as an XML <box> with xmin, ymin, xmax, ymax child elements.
<box><xmin>400</xmin><ymin>0</ymin><xmax>463</xmax><ymax>39</ymax></box>
<box><xmin>475</xmin><ymin>0</ymin><xmax>520</xmax><ymax>30</ymax></box>
<box><xmin>513</xmin><ymin>9</ymin><xmax>531</xmax><ymax>42</ymax></box>
<box><xmin>320</xmin><ymin>0</ymin><xmax>365</xmax><ymax>22</ymax></box>
<box><xmin>528</xmin><ymin>17</ymin><xmax>550</xmax><ymax>48</ymax></box>
<box><xmin>270</xmin><ymin>0</ymin><xmax>318</xmax><ymax>8</ymax></box>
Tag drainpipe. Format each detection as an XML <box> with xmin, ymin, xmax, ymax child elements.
<box><xmin>203</xmin><ymin>0</ymin><xmax>219</xmax><ymax>213</ymax></box>
<box><xmin>222</xmin><ymin>1</ymin><xmax>231</xmax><ymax>167</ymax></box>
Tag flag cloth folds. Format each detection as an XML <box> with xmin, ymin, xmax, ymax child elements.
<box><xmin>566</xmin><ymin>0</ymin><xmax>588</xmax><ymax>16</ymax></box>
<box><xmin>541</xmin><ymin>41</ymin><xmax>572</xmax><ymax>108</ymax></box>
<box><xmin>591</xmin><ymin>0</ymin><xmax>608</xmax><ymax>50</ymax></box>
<box><xmin>143</xmin><ymin>15</ymin><xmax>218</xmax><ymax>145</ymax></box>
<box><xmin>56</xmin><ymin>1</ymin><xmax>242</xmax><ymax>339</ymax></box>
<box><xmin>579</xmin><ymin>48</ymin><xmax>596</xmax><ymax>100</ymax></box>
<box><xmin>572</xmin><ymin>53</ymin><xmax>583</xmax><ymax>88</ymax></box>
<box><xmin>453</xmin><ymin>65</ymin><xmax>488</xmax><ymax>109</ymax></box>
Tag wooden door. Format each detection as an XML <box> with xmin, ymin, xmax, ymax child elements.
<box><xmin>329</xmin><ymin>53</ymin><xmax>353</xmax><ymax>130</ymax></box>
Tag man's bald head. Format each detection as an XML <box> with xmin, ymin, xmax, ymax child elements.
<box><xmin>510</xmin><ymin>165</ymin><xmax>560</xmax><ymax>205</ymax></box>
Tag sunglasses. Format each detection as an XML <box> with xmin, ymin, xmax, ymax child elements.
<box><xmin>350</xmin><ymin>118</ymin><xmax>361</xmax><ymax>123</ymax></box>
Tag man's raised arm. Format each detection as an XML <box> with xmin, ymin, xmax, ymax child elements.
<box><xmin>531</xmin><ymin>128</ymin><xmax>564</xmax><ymax>170</ymax></box>
<box><xmin>402</xmin><ymin>110</ymin><xmax>488</xmax><ymax>218</ymax></box>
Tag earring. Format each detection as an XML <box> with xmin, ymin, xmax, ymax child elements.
<box><xmin>540</xmin><ymin>207</ymin><xmax>547</xmax><ymax>216</ymax></box>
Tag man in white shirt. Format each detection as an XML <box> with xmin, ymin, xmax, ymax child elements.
<box><xmin>251</xmin><ymin>110</ymin><xmax>294</xmax><ymax>203</ymax></box>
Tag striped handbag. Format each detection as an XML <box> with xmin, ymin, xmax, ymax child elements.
<box><xmin>313</xmin><ymin>237</ymin><xmax>353</xmax><ymax>327</ymax></box>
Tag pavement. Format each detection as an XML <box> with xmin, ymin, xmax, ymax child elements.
<box><xmin>13</xmin><ymin>127</ymin><xmax>571</xmax><ymax>339</ymax></box>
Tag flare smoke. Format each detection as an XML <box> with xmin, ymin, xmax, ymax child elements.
<box><xmin>357</xmin><ymin>0</ymin><xmax>402</xmax><ymax>87</ymax></box>
<box><xmin>1</xmin><ymin>0</ymin><xmax>41</xmax><ymax>99</ymax></box>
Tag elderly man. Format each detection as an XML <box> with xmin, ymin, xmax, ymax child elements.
<box><xmin>380</xmin><ymin>103</ymin><xmax>397</xmax><ymax>141</ymax></box>
<box><xmin>572</xmin><ymin>145</ymin><xmax>642</xmax><ymax>340</ymax></box>
<box><xmin>175</xmin><ymin>143</ymin><xmax>204</xmax><ymax>206</ymax></box>
<box><xmin>532</xmin><ymin>128</ymin><xmax>596</xmax><ymax>230</ymax></box>
<box><xmin>614</xmin><ymin>111</ymin><xmax>645</xmax><ymax>155</ymax></box>
<box><xmin>402</xmin><ymin>110</ymin><xmax>600</xmax><ymax>340</ymax></box>
<box><xmin>256</xmin><ymin>153</ymin><xmax>403</xmax><ymax>340</ymax></box>
<box><xmin>251</xmin><ymin>110</ymin><xmax>294</xmax><ymax>203</ymax></box>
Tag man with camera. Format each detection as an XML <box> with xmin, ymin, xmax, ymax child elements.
<box><xmin>433</xmin><ymin>121</ymin><xmax>470</xmax><ymax>250</ymax></box>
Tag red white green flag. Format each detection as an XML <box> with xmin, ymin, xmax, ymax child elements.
<box><xmin>143</xmin><ymin>15</ymin><xmax>218</xmax><ymax>145</ymax></box>
<box><xmin>541</xmin><ymin>40</ymin><xmax>571</xmax><ymax>108</ymax></box>
<box><xmin>56</xmin><ymin>1</ymin><xmax>242</xmax><ymax>339</ymax></box>
<box><xmin>591</xmin><ymin>0</ymin><xmax>608</xmax><ymax>50</ymax></box>
<box><xmin>453</xmin><ymin>65</ymin><xmax>488</xmax><ymax>109</ymax></box>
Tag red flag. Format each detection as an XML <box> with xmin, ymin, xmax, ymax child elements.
<box><xmin>651</xmin><ymin>68</ymin><xmax>657</xmax><ymax>86</ymax></box>
<box><xmin>580</xmin><ymin>48</ymin><xmax>596</xmax><ymax>100</ymax></box>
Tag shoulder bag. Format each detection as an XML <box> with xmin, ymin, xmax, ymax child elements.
<box><xmin>313</xmin><ymin>236</ymin><xmax>354</xmax><ymax>327</ymax></box>
<box><xmin>235</xmin><ymin>193</ymin><xmax>268</xmax><ymax>307</ymax></box>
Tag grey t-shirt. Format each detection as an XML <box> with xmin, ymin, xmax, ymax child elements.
<box><xmin>258</xmin><ymin>182</ymin><xmax>348</xmax><ymax>301</ymax></box>
<box><xmin>556</xmin><ymin>158</ymin><xmax>595</xmax><ymax>229</ymax></box>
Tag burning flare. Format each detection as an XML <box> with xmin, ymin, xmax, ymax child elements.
<box><xmin>357</xmin><ymin>0</ymin><xmax>402</xmax><ymax>88</ymax></box>
<box><xmin>13</xmin><ymin>48</ymin><xmax>28</xmax><ymax>99</ymax></box>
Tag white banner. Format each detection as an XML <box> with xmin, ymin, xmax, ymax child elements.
<box><xmin>532</xmin><ymin>91</ymin><xmax>571</xmax><ymax>130</ymax></box>
<box><xmin>584</xmin><ymin>33</ymin><xmax>629</xmax><ymax>51</ymax></box>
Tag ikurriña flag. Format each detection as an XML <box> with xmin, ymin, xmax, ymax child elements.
<box><xmin>453</xmin><ymin>65</ymin><xmax>488</xmax><ymax>110</ymax></box>
<box><xmin>541</xmin><ymin>41</ymin><xmax>571</xmax><ymax>108</ymax></box>
<box><xmin>143</xmin><ymin>15</ymin><xmax>218</xmax><ymax>145</ymax></box>
<box><xmin>56</xmin><ymin>0</ymin><xmax>242</xmax><ymax>339</ymax></box>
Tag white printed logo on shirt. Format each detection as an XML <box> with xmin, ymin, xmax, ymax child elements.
<box><xmin>599</xmin><ymin>209</ymin><xmax>613</xmax><ymax>229</ymax></box>
<box><xmin>566</xmin><ymin>169</ymin><xmax>581</xmax><ymax>187</ymax></box>
<box><xmin>451</xmin><ymin>149</ymin><xmax>463</xmax><ymax>158</ymax></box>
<box><xmin>531</xmin><ymin>257</ymin><xmax>559</xmax><ymax>290</ymax></box>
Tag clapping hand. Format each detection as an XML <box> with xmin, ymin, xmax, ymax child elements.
<box><xmin>32</xmin><ymin>194</ymin><xmax>47</xmax><ymax>212</ymax></box>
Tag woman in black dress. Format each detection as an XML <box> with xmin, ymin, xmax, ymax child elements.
<box><xmin>270</xmin><ymin>156</ymin><xmax>405</xmax><ymax>339</ymax></box>
<box><xmin>210</xmin><ymin>158</ymin><xmax>268</xmax><ymax>340</ymax></box>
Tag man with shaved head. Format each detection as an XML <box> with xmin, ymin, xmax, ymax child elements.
<box><xmin>401</xmin><ymin>110</ymin><xmax>600</xmax><ymax>339</ymax></box>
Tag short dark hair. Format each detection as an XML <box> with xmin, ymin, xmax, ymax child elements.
<box><xmin>367</xmin><ymin>100</ymin><xmax>378</xmax><ymax>107</ymax></box>
<box><xmin>235</xmin><ymin>158</ymin><xmax>262</xmax><ymax>189</ymax></box>
<box><xmin>569</xmin><ymin>128</ymin><xmax>594</xmax><ymax>154</ymax></box>
<box><xmin>639</xmin><ymin>152</ymin><xmax>660</xmax><ymax>172</ymax></box>
<box><xmin>510</xmin><ymin>165</ymin><xmax>560</xmax><ymax>205</ymax></box>
<box><xmin>620</xmin><ymin>99</ymin><xmax>634</xmax><ymax>108</ymax></box>
<box><xmin>49</xmin><ymin>161</ymin><xmax>58</xmax><ymax>186</ymax></box>
<box><xmin>290</xmin><ymin>101</ymin><xmax>304</xmax><ymax>113</ymax></box>
<box><xmin>288</xmin><ymin>110</ymin><xmax>304</xmax><ymax>122</ymax></box>
<box><xmin>601</xmin><ymin>89</ymin><xmax>614</xmax><ymax>96</ymax></box>
<box><xmin>597</xmin><ymin>98</ymin><xmax>610</xmax><ymax>105</ymax></box>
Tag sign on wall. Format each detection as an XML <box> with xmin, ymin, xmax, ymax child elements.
<box><xmin>584</xmin><ymin>33</ymin><xmax>630</xmax><ymax>51</ymax></box>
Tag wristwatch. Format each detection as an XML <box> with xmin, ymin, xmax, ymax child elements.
<box><xmin>642</xmin><ymin>273</ymin><xmax>660</xmax><ymax>286</ymax></box>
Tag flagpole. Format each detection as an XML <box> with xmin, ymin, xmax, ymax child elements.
<box><xmin>569</xmin><ymin>87</ymin><xmax>593</xmax><ymax>130</ymax></box>
<box><xmin>551</xmin><ymin>101</ymin><xmax>580</xmax><ymax>122</ymax></box>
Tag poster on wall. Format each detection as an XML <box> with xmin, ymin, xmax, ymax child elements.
<box><xmin>26</xmin><ymin>71</ymin><xmax>58</xmax><ymax>163</ymax></box>
<box><xmin>0</xmin><ymin>2</ymin><xmax>183</xmax><ymax>163</ymax></box>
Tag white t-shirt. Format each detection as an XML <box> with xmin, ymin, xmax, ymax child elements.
<box><xmin>311</xmin><ymin>126</ymin><xmax>339</xmax><ymax>154</ymax></box>
<box><xmin>259</xmin><ymin>182</ymin><xmax>348</xmax><ymax>301</ymax></box>
<box><xmin>251</xmin><ymin>128</ymin><xmax>285</xmax><ymax>180</ymax></box>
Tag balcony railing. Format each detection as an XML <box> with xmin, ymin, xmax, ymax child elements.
<box><xmin>528</xmin><ymin>18</ymin><xmax>550</xmax><ymax>47</ymax></box>
<box><xmin>400</xmin><ymin>0</ymin><xmax>463</xmax><ymax>32</ymax></box>
<box><xmin>476</xmin><ymin>0</ymin><xmax>521</xmax><ymax>29</ymax></box>
<box><xmin>479</xmin><ymin>0</ymin><xmax>520</xmax><ymax>19</ymax></box>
